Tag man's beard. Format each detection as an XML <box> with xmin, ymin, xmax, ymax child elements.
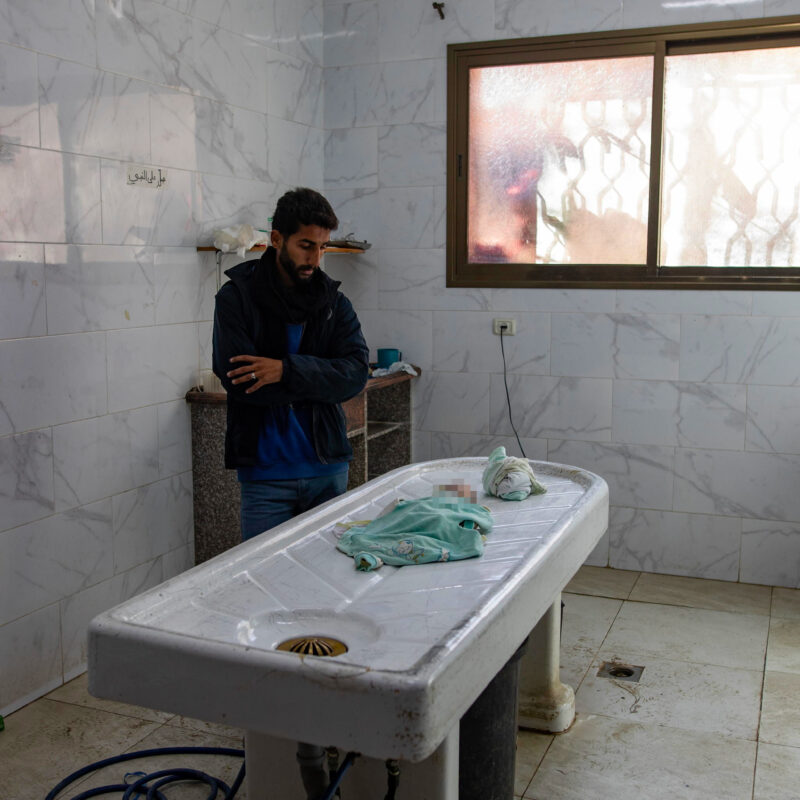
<box><xmin>278</xmin><ymin>246</ymin><xmax>318</xmax><ymax>293</ymax></box>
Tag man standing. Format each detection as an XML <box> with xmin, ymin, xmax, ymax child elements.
<box><xmin>213</xmin><ymin>188</ymin><xmax>369</xmax><ymax>540</ymax></box>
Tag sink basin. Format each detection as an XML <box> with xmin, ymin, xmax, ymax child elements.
<box><xmin>89</xmin><ymin>458</ymin><xmax>608</xmax><ymax>762</ymax></box>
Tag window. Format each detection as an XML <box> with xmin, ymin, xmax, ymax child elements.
<box><xmin>447</xmin><ymin>16</ymin><xmax>800</xmax><ymax>289</ymax></box>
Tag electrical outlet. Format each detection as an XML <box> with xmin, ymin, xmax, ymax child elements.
<box><xmin>493</xmin><ymin>318</ymin><xmax>516</xmax><ymax>335</ymax></box>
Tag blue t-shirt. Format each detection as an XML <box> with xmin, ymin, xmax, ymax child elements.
<box><xmin>238</xmin><ymin>323</ymin><xmax>347</xmax><ymax>482</ymax></box>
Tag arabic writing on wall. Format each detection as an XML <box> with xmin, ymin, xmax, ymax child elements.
<box><xmin>126</xmin><ymin>165</ymin><xmax>168</xmax><ymax>188</ymax></box>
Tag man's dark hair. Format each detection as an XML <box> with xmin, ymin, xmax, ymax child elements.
<box><xmin>271</xmin><ymin>187</ymin><xmax>338</xmax><ymax>237</ymax></box>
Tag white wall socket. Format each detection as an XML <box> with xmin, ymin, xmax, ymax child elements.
<box><xmin>493</xmin><ymin>318</ymin><xmax>516</xmax><ymax>335</ymax></box>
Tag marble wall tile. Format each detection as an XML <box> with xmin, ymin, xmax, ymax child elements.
<box><xmin>266</xmin><ymin>49</ymin><xmax>323</xmax><ymax>127</ymax></box>
<box><xmin>490</xmin><ymin>288</ymin><xmax>617</xmax><ymax>313</ymax></box>
<box><xmin>101</xmin><ymin>160</ymin><xmax>195</xmax><ymax>247</ymax></box>
<box><xmin>433</xmin><ymin>310</ymin><xmax>550</xmax><ymax>375</ymax></box>
<box><xmin>52</xmin><ymin>409</ymin><xmax>160</xmax><ymax>511</ymax></box>
<box><xmin>680</xmin><ymin>315</ymin><xmax>800</xmax><ymax>385</ymax></box>
<box><xmin>741</xmin><ymin>519</ymin><xmax>800</xmax><ymax>588</ymax></box>
<box><xmin>378</xmin><ymin>0</ymin><xmax>494</xmax><ymax>62</ymax></box>
<box><xmin>551</xmin><ymin>312</ymin><xmax>680</xmax><ymax>379</ymax></box>
<box><xmin>322</xmin><ymin>249</ymin><xmax>379</xmax><ymax>310</ymax></box>
<box><xmin>495</xmin><ymin>0</ymin><xmax>622</xmax><ymax>37</ymax></box>
<box><xmin>154</xmin><ymin>249</ymin><xmax>216</xmax><ymax>324</ymax></box>
<box><xmin>157</xmin><ymin>400</ymin><xmax>192</xmax><ymax>477</ymax></box>
<box><xmin>0</xmin><ymin>42</ymin><xmax>39</xmax><ymax>147</ymax></box>
<box><xmin>198</xmin><ymin>320</ymin><xmax>214</xmax><ymax>371</ymax></box>
<box><xmin>623</xmin><ymin>0</ymin><xmax>758</xmax><ymax>29</ymax></box>
<box><xmin>612</xmin><ymin>380</ymin><xmax>746</xmax><ymax>450</ymax></box>
<box><xmin>378</xmin><ymin>248</ymin><xmax>490</xmax><ymax>311</ymax></box>
<box><xmin>0</xmin><ymin>0</ymin><xmax>96</xmax><ymax>67</ymax></box>
<box><xmin>107</xmin><ymin>323</ymin><xmax>199</xmax><ymax>412</ymax></box>
<box><xmin>39</xmin><ymin>56</ymin><xmax>151</xmax><ymax>163</ymax></box>
<box><xmin>268</xmin><ymin>0</ymin><xmax>324</xmax><ymax>65</ymax></box>
<box><xmin>160</xmin><ymin>540</ymin><xmax>194</xmax><ymax>578</ymax></box>
<box><xmin>268</xmin><ymin>117</ymin><xmax>324</xmax><ymax>187</ymax></box>
<box><xmin>585</xmin><ymin>530</ymin><xmax>610</xmax><ymax>566</ymax></box>
<box><xmin>97</xmin><ymin>0</ymin><xmax>194</xmax><ymax>90</ymax></box>
<box><xmin>746</xmin><ymin>385</ymin><xmax>800</xmax><ymax>454</ymax></box>
<box><xmin>324</xmin><ymin>59</ymin><xmax>442</xmax><ymax>129</ymax></box>
<box><xmin>355</xmin><ymin>307</ymin><xmax>433</xmax><ymax>369</ymax></box>
<box><xmin>609</xmin><ymin>506</ymin><xmax>741</xmax><ymax>581</ymax></box>
<box><xmin>491</xmin><ymin>375</ymin><xmax>612</xmax><ymax>442</ymax></box>
<box><xmin>377</xmin><ymin>187</ymin><xmax>438</xmax><ymax>249</ymax></box>
<box><xmin>325</xmin><ymin>188</ymin><xmax>382</xmax><ymax>247</ymax></box>
<box><xmin>44</xmin><ymin>245</ymin><xmax>156</xmax><ymax>334</ymax></box>
<box><xmin>413</xmin><ymin>371</ymin><xmax>491</xmax><ymax>434</ymax></box>
<box><xmin>324</xmin><ymin>128</ymin><xmax>378</xmax><ymax>190</ymax></box>
<box><xmin>616</xmin><ymin>289</ymin><xmax>752</xmax><ymax>316</ymax></box>
<box><xmin>752</xmin><ymin>291</ymin><xmax>800</xmax><ymax>316</ymax></box>
<box><xmin>0</xmin><ymin>430</ymin><xmax>54</xmax><ymax>532</ymax></box>
<box><xmin>674</xmin><ymin>448</ymin><xmax>800</xmax><ymax>521</ymax></box>
<box><xmin>194</xmin><ymin>173</ymin><xmax>279</xmax><ymax>242</ymax></box>
<box><xmin>60</xmin><ymin>558</ymin><xmax>165</xmax><ymax>680</ymax></box>
<box><xmin>548</xmin><ymin>439</ymin><xmax>676</xmax><ymax>511</ymax></box>
<box><xmin>429</xmin><ymin>431</ymin><xmax>548</xmax><ymax>462</ymax></box>
<box><xmin>190</xmin><ymin>19</ymin><xmax>268</xmax><ymax>112</ymax></box>
<box><xmin>112</xmin><ymin>473</ymin><xmax>194</xmax><ymax>573</ymax></box>
<box><xmin>412</xmin><ymin>429</ymin><xmax>432</xmax><ymax>462</ymax></box>
<box><xmin>0</xmin><ymin>145</ymin><xmax>101</xmax><ymax>244</ymax></box>
<box><xmin>151</xmin><ymin>89</ymin><xmax>269</xmax><ymax>180</ymax></box>
<box><xmin>0</xmin><ymin>333</ymin><xmax>107</xmax><ymax>435</ymax></box>
<box><xmin>149</xmin><ymin>88</ymin><xmax>201</xmax><ymax>173</ymax></box>
<box><xmin>0</xmin><ymin>605</ymin><xmax>61</xmax><ymax>716</ymax></box>
<box><xmin>378</xmin><ymin>123</ymin><xmax>446</xmax><ymax>187</ymax></box>
<box><xmin>324</xmin><ymin>0</ymin><xmax>378</xmax><ymax>67</ymax></box>
<box><xmin>0</xmin><ymin>500</ymin><xmax>114</xmax><ymax>626</ymax></box>
<box><xmin>0</xmin><ymin>243</ymin><xmax>46</xmax><ymax>340</ymax></box>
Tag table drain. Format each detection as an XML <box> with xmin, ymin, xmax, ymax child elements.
<box><xmin>597</xmin><ymin>661</ymin><xmax>644</xmax><ymax>683</ymax></box>
<box><xmin>276</xmin><ymin>636</ymin><xmax>348</xmax><ymax>657</ymax></box>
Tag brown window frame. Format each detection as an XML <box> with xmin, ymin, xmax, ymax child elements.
<box><xmin>447</xmin><ymin>15</ymin><xmax>800</xmax><ymax>290</ymax></box>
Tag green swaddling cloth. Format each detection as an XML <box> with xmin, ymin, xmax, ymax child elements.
<box><xmin>336</xmin><ymin>496</ymin><xmax>493</xmax><ymax>571</ymax></box>
<box><xmin>482</xmin><ymin>446</ymin><xmax>547</xmax><ymax>501</ymax></box>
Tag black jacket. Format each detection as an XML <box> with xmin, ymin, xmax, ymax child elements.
<box><xmin>212</xmin><ymin>247</ymin><xmax>369</xmax><ymax>469</ymax></box>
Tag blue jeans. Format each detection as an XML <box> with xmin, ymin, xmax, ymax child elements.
<box><xmin>239</xmin><ymin>470</ymin><xmax>349</xmax><ymax>541</ymax></box>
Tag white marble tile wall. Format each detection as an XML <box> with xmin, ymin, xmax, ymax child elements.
<box><xmin>0</xmin><ymin>0</ymin><xmax>325</xmax><ymax>715</ymax></box>
<box><xmin>322</xmin><ymin>0</ymin><xmax>800</xmax><ymax>601</ymax></box>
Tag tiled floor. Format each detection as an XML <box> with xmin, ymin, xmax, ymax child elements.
<box><xmin>2</xmin><ymin>567</ymin><xmax>799</xmax><ymax>800</ymax></box>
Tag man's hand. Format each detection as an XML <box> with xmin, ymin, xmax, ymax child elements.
<box><xmin>227</xmin><ymin>355</ymin><xmax>283</xmax><ymax>394</ymax></box>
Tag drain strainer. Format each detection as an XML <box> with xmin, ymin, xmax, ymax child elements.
<box><xmin>597</xmin><ymin>661</ymin><xmax>644</xmax><ymax>683</ymax></box>
<box><xmin>276</xmin><ymin>636</ymin><xmax>348</xmax><ymax>657</ymax></box>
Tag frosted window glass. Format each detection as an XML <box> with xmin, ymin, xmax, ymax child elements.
<box><xmin>661</xmin><ymin>47</ymin><xmax>800</xmax><ymax>267</ymax></box>
<box><xmin>468</xmin><ymin>57</ymin><xmax>653</xmax><ymax>265</ymax></box>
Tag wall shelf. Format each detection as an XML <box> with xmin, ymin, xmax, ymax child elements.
<box><xmin>196</xmin><ymin>245</ymin><xmax>368</xmax><ymax>255</ymax></box>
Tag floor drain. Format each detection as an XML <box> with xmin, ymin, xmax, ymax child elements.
<box><xmin>597</xmin><ymin>661</ymin><xmax>644</xmax><ymax>683</ymax></box>
<box><xmin>276</xmin><ymin>636</ymin><xmax>348</xmax><ymax>657</ymax></box>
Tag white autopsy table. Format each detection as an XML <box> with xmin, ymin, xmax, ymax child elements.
<box><xmin>89</xmin><ymin>458</ymin><xmax>608</xmax><ymax>799</ymax></box>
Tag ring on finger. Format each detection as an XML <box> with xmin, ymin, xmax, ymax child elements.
<box><xmin>250</xmin><ymin>372</ymin><xmax>256</xmax><ymax>380</ymax></box>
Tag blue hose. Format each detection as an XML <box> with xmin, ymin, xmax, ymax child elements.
<box><xmin>44</xmin><ymin>745</ymin><xmax>245</xmax><ymax>800</ymax></box>
<box><xmin>317</xmin><ymin>751</ymin><xmax>358</xmax><ymax>800</ymax></box>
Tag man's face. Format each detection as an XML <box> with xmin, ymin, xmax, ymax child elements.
<box><xmin>272</xmin><ymin>224</ymin><xmax>331</xmax><ymax>290</ymax></box>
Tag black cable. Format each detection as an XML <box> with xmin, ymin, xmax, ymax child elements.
<box><xmin>45</xmin><ymin>745</ymin><xmax>245</xmax><ymax>800</ymax></box>
<box><xmin>384</xmin><ymin>759</ymin><xmax>400</xmax><ymax>800</ymax></box>
<box><xmin>499</xmin><ymin>328</ymin><xmax>527</xmax><ymax>459</ymax></box>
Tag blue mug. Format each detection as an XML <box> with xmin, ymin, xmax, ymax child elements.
<box><xmin>376</xmin><ymin>348</ymin><xmax>402</xmax><ymax>369</ymax></box>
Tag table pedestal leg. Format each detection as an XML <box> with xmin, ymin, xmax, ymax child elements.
<box><xmin>518</xmin><ymin>596</ymin><xmax>575</xmax><ymax>733</ymax></box>
<box><xmin>244</xmin><ymin>727</ymin><xmax>459</xmax><ymax>800</ymax></box>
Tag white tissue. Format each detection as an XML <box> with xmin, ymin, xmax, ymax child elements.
<box><xmin>371</xmin><ymin>361</ymin><xmax>419</xmax><ymax>378</ymax></box>
<box><xmin>213</xmin><ymin>224</ymin><xmax>269</xmax><ymax>257</ymax></box>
